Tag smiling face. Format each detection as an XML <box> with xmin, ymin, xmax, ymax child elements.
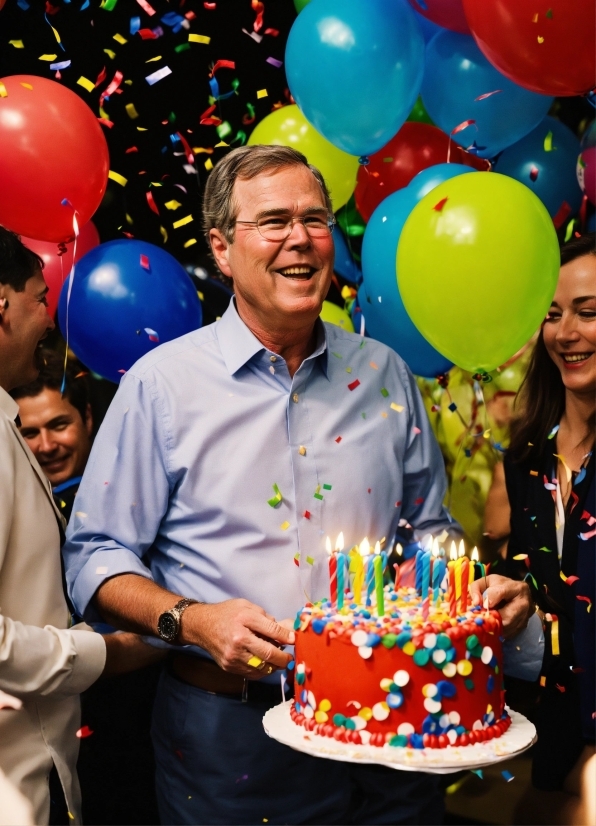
<box><xmin>543</xmin><ymin>254</ymin><xmax>596</xmax><ymax>398</ymax></box>
<box><xmin>17</xmin><ymin>388</ymin><xmax>93</xmax><ymax>486</ymax></box>
<box><xmin>209</xmin><ymin>164</ymin><xmax>334</xmax><ymax>336</ymax></box>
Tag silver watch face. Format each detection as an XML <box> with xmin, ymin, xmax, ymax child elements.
<box><xmin>158</xmin><ymin>612</ymin><xmax>178</xmax><ymax>642</ymax></box>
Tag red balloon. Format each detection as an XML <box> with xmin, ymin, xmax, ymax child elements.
<box><xmin>407</xmin><ymin>0</ymin><xmax>469</xmax><ymax>34</ymax></box>
<box><xmin>462</xmin><ymin>0</ymin><xmax>596</xmax><ymax>97</ymax></box>
<box><xmin>0</xmin><ymin>75</ymin><xmax>109</xmax><ymax>243</ymax></box>
<box><xmin>22</xmin><ymin>222</ymin><xmax>100</xmax><ymax>318</ymax></box>
<box><xmin>354</xmin><ymin>122</ymin><xmax>489</xmax><ymax>222</ymax></box>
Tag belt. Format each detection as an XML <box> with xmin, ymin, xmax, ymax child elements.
<box><xmin>170</xmin><ymin>653</ymin><xmax>292</xmax><ymax>704</ymax></box>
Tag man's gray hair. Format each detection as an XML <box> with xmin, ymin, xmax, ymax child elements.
<box><xmin>202</xmin><ymin>144</ymin><xmax>333</xmax><ymax>245</ymax></box>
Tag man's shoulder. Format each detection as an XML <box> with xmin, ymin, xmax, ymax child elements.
<box><xmin>126</xmin><ymin>322</ymin><xmax>220</xmax><ymax>381</ymax></box>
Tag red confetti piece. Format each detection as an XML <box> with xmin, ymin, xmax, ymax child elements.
<box><xmin>529</xmin><ymin>165</ymin><xmax>539</xmax><ymax>182</ymax></box>
<box><xmin>553</xmin><ymin>201</ymin><xmax>572</xmax><ymax>229</ymax></box>
<box><xmin>580</xmin><ymin>528</ymin><xmax>596</xmax><ymax>540</ymax></box>
<box><xmin>569</xmin><ymin>491</ymin><xmax>579</xmax><ymax>514</ymax></box>
<box><xmin>474</xmin><ymin>90</ymin><xmax>503</xmax><ymax>101</ymax></box>
<box><xmin>138</xmin><ymin>28</ymin><xmax>159</xmax><ymax>39</ymax></box>
<box><xmin>95</xmin><ymin>66</ymin><xmax>107</xmax><ymax>88</ymax></box>
<box><xmin>367</xmin><ymin>488</ymin><xmax>372</xmax><ymax>493</ymax></box>
<box><xmin>176</xmin><ymin>131</ymin><xmax>195</xmax><ymax>164</ymax></box>
<box><xmin>451</xmin><ymin>119</ymin><xmax>476</xmax><ymax>136</ymax></box>
<box><xmin>414</xmin><ymin>497</ymin><xmax>424</xmax><ymax>505</ymax></box>
<box><xmin>395</xmin><ymin>501</ymin><xmax>401</xmax><ymax>507</ymax></box>
<box><xmin>347</xmin><ymin>379</ymin><xmax>360</xmax><ymax>391</ymax></box>
<box><xmin>136</xmin><ymin>0</ymin><xmax>157</xmax><ymax>15</ymax></box>
<box><xmin>303</xmin><ymin>510</ymin><xmax>310</xmax><ymax>519</ymax></box>
<box><xmin>98</xmin><ymin>118</ymin><xmax>114</xmax><ymax>128</ymax></box>
<box><xmin>433</xmin><ymin>197</ymin><xmax>448</xmax><ymax>212</ymax></box>
<box><xmin>146</xmin><ymin>191</ymin><xmax>159</xmax><ymax>215</ymax></box>
<box><xmin>412</xmin><ymin>426</ymin><xmax>421</xmax><ymax>435</ymax></box>
<box><xmin>125</xmin><ymin>146</ymin><xmax>139</xmax><ymax>154</ymax></box>
<box><xmin>140</xmin><ymin>254</ymin><xmax>150</xmax><ymax>270</ymax></box>
<box><xmin>335</xmin><ymin>436</ymin><xmax>342</xmax><ymax>443</ymax></box>
<box><xmin>200</xmin><ymin>104</ymin><xmax>222</xmax><ymax>126</ymax></box>
<box><xmin>76</xmin><ymin>726</ymin><xmax>94</xmax><ymax>739</ymax></box>
<box><xmin>210</xmin><ymin>59</ymin><xmax>236</xmax><ymax>77</ymax></box>
<box><xmin>100</xmin><ymin>70</ymin><xmax>123</xmax><ymax>108</ymax></box>
<box><xmin>563</xmin><ymin>574</ymin><xmax>579</xmax><ymax>585</ymax></box>
<box><xmin>204</xmin><ymin>2</ymin><xmax>216</xmax><ymax>7</ymax></box>
<box><xmin>577</xmin><ymin>595</ymin><xmax>592</xmax><ymax>611</ymax></box>
<box><xmin>265</xmin><ymin>28</ymin><xmax>279</xmax><ymax>36</ymax></box>
<box><xmin>185</xmin><ymin>11</ymin><xmax>196</xmax><ymax>20</ymax></box>
<box><xmin>252</xmin><ymin>0</ymin><xmax>264</xmax><ymax>32</ymax></box>
<box><xmin>582</xmin><ymin>510</ymin><xmax>596</xmax><ymax>525</ymax></box>
<box><xmin>555</xmin><ymin>684</ymin><xmax>566</xmax><ymax>693</ymax></box>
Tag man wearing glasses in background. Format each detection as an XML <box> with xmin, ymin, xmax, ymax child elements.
<box><xmin>63</xmin><ymin>146</ymin><xmax>456</xmax><ymax>825</ymax></box>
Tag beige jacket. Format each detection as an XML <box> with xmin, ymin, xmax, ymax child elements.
<box><xmin>0</xmin><ymin>387</ymin><xmax>106</xmax><ymax>825</ymax></box>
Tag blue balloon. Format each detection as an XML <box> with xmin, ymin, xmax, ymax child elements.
<box><xmin>421</xmin><ymin>32</ymin><xmax>553</xmax><ymax>158</ymax></box>
<box><xmin>286</xmin><ymin>0</ymin><xmax>424</xmax><ymax>157</ymax></box>
<box><xmin>408</xmin><ymin>162</ymin><xmax>475</xmax><ymax>200</ymax></box>
<box><xmin>413</xmin><ymin>10</ymin><xmax>444</xmax><ymax>43</ymax></box>
<box><xmin>58</xmin><ymin>240</ymin><xmax>202</xmax><ymax>384</ymax></box>
<box><xmin>360</xmin><ymin>187</ymin><xmax>453</xmax><ymax>377</ymax></box>
<box><xmin>495</xmin><ymin>116</ymin><xmax>582</xmax><ymax>221</ymax></box>
<box><xmin>333</xmin><ymin>227</ymin><xmax>362</xmax><ymax>284</ymax></box>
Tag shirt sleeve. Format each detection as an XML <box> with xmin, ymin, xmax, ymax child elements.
<box><xmin>503</xmin><ymin>610</ymin><xmax>545</xmax><ymax>682</ymax></box>
<box><xmin>63</xmin><ymin>370</ymin><xmax>172</xmax><ymax>622</ymax></box>
<box><xmin>0</xmin><ymin>615</ymin><xmax>106</xmax><ymax>698</ymax></box>
<box><xmin>399</xmin><ymin>362</ymin><xmax>462</xmax><ymax>538</ymax></box>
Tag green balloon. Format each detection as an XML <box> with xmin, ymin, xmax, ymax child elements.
<box><xmin>320</xmin><ymin>300</ymin><xmax>355</xmax><ymax>332</ymax></box>
<box><xmin>293</xmin><ymin>0</ymin><xmax>312</xmax><ymax>11</ymax></box>
<box><xmin>397</xmin><ymin>172</ymin><xmax>559</xmax><ymax>374</ymax></box>
<box><xmin>407</xmin><ymin>96</ymin><xmax>434</xmax><ymax>126</ymax></box>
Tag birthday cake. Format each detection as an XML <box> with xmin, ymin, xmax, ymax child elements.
<box><xmin>289</xmin><ymin>545</ymin><xmax>510</xmax><ymax>751</ymax></box>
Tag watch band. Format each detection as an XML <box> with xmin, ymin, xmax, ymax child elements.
<box><xmin>157</xmin><ymin>598</ymin><xmax>201</xmax><ymax>643</ymax></box>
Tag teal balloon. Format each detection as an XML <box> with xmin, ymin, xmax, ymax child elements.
<box><xmin>495</xmin><ymin>116</ymin><xmax>582</xmax><ymax>220</ymax></box>
<box><xmin>286</xmin><ymin>0</ymin><xmax>424</xmax><ymax>157</ymax></box>
<box><xmin>333</xmin><ymin>227</ymin><xmax>362</xmax><ymax>284</ymax></box>
<box><xmin>421</xmin><ymin>31</ymin><xmax>553</xmax><ymax>158</ymax></box>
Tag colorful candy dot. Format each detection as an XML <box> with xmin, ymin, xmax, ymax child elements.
<box><xmin>358</xmin><ymin>707</ymin><xmax>373</xmax><ymax>721</ymax></box>
<box><xmin>481</xmin><ymin>646</ymin><xmax>494</xmax><ymax>665</ymax></box>
<box><xmin>457</xmin><ymin>659</ymin><xmax>473</xmax><ymax>676</ymax></box>
<box><xmin>372</xmin><ymin>702</ymin><xmax>390</xmax><ymax>721</ymax></box>
<box><xmin>393</xmin><ymin>670</ymin><xmax>410</xmax><ymax>687</ymax></box>
<box><xmin>319</xmin><ymin>699</ymin><xmax>331</xmax><ymax>712</ymax></box>
<box><xmin>413</xmin><ymin>648</ymin><xmax>430</xmax><ymax>666</ymax></box>
<box><xmin>397</xmin><ymin>722</ymin><xmax>415</xmax><ymax>736</ymax></box>
<box><xmin>442</xmin><ymin>662</ymin><xmax>457</xmax><ymax>678</ymax></box>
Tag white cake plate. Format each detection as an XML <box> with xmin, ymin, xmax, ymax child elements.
<box><xmin>263</xmin><ymin>702</ymin><xmax>536</xmax><ymax>774</ymax></box>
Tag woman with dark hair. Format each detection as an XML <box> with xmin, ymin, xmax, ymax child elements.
<box><xmin>474</xmin><ymin>231</ymin><xmax>595</xmax><ymax>824</ymax></box>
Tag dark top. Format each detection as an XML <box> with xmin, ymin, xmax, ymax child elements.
<box><xmin>504</xmin><ymin>444</ymin><xmax>595</xmax><ymax>790</ymax></box>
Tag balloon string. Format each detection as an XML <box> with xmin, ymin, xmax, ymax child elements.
<box><xmin>61</xmin><ymin>213</ymin><xmax>80</xmax><ymax>395</ymax></box>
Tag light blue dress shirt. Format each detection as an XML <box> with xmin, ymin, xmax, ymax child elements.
<box><xmin>64</xmin><ymin>299</ymin><xmax>458</xmax><ymax>651</ymax></box>
<box><xmin>503</xmin><ymin>611</ymin><xmax>545</xmax><ymax>682</ymax></box>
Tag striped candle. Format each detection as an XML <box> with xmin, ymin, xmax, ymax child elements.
<box><xmin>336</xmin><ymin>552</ymin><xmax>346</xmax><ymax>610</ymax></box>
<box><xmin>447</xmin><ymin>561</ymin><xmax>457</xmax><ymax>617</ymax></box>
<box><xmin>460</xmin><ymin>557</ymin><xmax>470</xmax><ymax>613</ymax></box>
<box><xmin>374</xmin><ymin>553</ymin><xmax>384</xmax><ymax>616</ymax></box>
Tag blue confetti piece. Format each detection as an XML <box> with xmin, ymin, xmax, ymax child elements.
<box><xmin>472</xmin><ymin>769</ymin><xmax>484</xmax><ymax>779</ymax></box>
<box><xmin>50</xmin><ymin>60</ymin><xmax>71</xmax><ymax>71</ymax></box>
<box><xmin>130</xmin><ymin>15</ymin><xmax>141</xmax><ymax>34</ymax></box>
<box><xmin>547</xmin><ymin>424</ymin><xmax>560</xmax><ymax>440</ymax></box>
<box><xmin>574</xmin><ymin>467</ymin><xmax>586</xmax><ymax>486</ymax></box>
<box><xmin>448</xmin><ymin>402</ymin><xmax>457</xmax><ymax>412</ymax></box>
<box><xmin>80</xmin><ymin>0</ymin><xmax>90</xmax><ymax>8</ymax></box>
<box><xmin>501</xmin><ymin>770</ymin><xmax>515</xmax><ymax>782</ymax></box>
<box><xmin>17</xmin><ymin>0</ymin><xmax>30</xmax><ymax>8</ymax></box>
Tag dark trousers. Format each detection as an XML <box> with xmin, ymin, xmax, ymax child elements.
<box><xmin>151</xmin><ymin>669</ymin><xmax>444</xmax><ymax>825</ymax></box>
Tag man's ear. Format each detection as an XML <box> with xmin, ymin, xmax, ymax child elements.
<box><xmin>0</xmin><ymin>285</ymin><xmax>9</xmax><ymax>321</ymax></box>
<box><xmin>209</xmin><ymin>228</ymin><xmax>233</xmax><ymax>279</ymax></box>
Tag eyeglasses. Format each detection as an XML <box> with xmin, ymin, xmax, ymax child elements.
<box><xmin>233</xmin><ymin>213</ymin><xmax>336</xmax><ymax>242</ymax></box>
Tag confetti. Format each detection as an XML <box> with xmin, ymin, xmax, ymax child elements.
<box><xmin>529</xmin><ymin>165</ymin><xmax>539</xmax><ymax>182</ymax></box>
<box><xmin>433</xmin><ymin>197</ymin><xmax>448</xmax><ymax>212</ymax></box>
<box><xmin>539</xmin><ymin>547</ymin><xmax>553</xmax><ymax>553</ymax></box>
<box><xmin>369</xmin><ymin>361</ymin><xmax>378</xmax><ymax>370</ymax></box>
<box><xmin>113</xmin><ymin>33</ymin><xmax>128</xmax><ymax>45</ymax></box>
<box><xmin>348</xmin><ymin>379</ymin><xmax>360</xmax><ymax>391</ymax></box>
<box><xmin>390</xmin><ymin>403</ymin><xmax>404</xmax><ymax>413</ymax></box>
<box><xmin>281</xmin><ymin>521</ymin><xmax>290</xmax><ymax>531</ymax></box>
<box><xmin>323</xmin><ymin>484</ymin><xmax>332</xmax><ymax>490</ymax></box>
<box><xmin>544</xmin><ymin>131</ymin><xmax>554</xmax><ymax>152</ymax></box>
<box><xmin>335</xmin><ymin>436</ymin><xmax>342</xmax><ymax>443</ymax></box>
<box><xmin>140</xmin><ymin>254</ymin><xmax>150</xmax><ymax>270</ymax></box>
<box><xmin>537</xmin><ymin>36</ymin><xmax>544</xmax><ymax>43</ymax></box>
<box><xmin>448</xmin><ymin>402</ymin><xmax>457</xmax><ymax>412</ymax></box>
<box><xmin>540</xmin><ymin>676</ymin><xmax>546</xmax><ymax>687</ymax></box>
<box><xmin>189</xmin><ymin>33</ymin><xmax>211</xmax><ymax>44</ymax></box>
<box><xmin>577</xmin><ymin>595</ymin><xmax>592</xmax><ymax>611</ymax></box>
<box><xmin>50</xmin><ymin>59</ymin><xmax>71</xmax><ymax>71</ymax></box>
<box><xmin>580</xmin><ymin>528</ymin><xmax>596</xmax><ymax>540</ymax></box>
<box><xmin>77</xmin><ymin>76</ymin><xmax>95</xmax><ymax>92</ymax></box>
<box><xmin>9</xmin><ymin>40</ymin><xmax>25</xmax><ymax>49</ymax></box>
<box><xmin>412</xmin><ymin>426</ymin><xmax>421</xmax><ymax>435</ymax></box>
<box><xmin>39</xmin><ymin>54</ymin><xmax>59</xmax><ymax>61</ymax></box>
<box><xmin>294</xmin><ymin>553</ymin><xmax>300</xmax><ymax>566</ymax></box>
<box><xmin>474</xmin><ymin>90</ymin><xmax>502</xmax><ymax>101</ymax></box>
<box><xmin>267</xmin><ymin>483</ymin><xmax>283</xmax><ymax>508</ymax></box>
<box><xmin>146</xmin><ymin>66</ymin><xmax>172</xmax><ymax>85</ymax></box>
<box><xmin>76</xmin><ymin>726</ymin><xmax>94</xmax><ymax>738</ymax></box>
<box><xmin>256</xmin><ymin>89</ymin><xmax>268</xmax><ymax>99</ymax></box>
<box><xmin>306</xmin><ymin>556</ymin><xmax>315</xmax><ymax>565</ymax></box>
<box><xmin>303</xmin><ymin>511</ymin><xmax>311</xmax><ymax>519</ymax></box>
<box><xmin>136</xmin><ymin>0</ymin><xmax>156</xmax><ymax>14</ymax></box>
<box><xmin>501</xmin><ymin>771</ymin><xmax>514</xmax><ymax>783</ymax></box>
<box><xmin>547</xmin><ymin>423</ymin><xmax>560</xmax><ymax>439</ymax></box>
<box><xmin>108</xmin><ymin>170</ymin><xmax>128</xmax><ymax>186</ymax></box>
<box><xmin>451</xmin><ymin>119</ymin><xmax>476</xmax><ymax>135</ymax></box>
<box><xmin>513</xmin><ymin>554</ymin><xmax>528</xmax><ymax>560</ymax></box>
<box><xmin>266</xmin><ymin>57</ymin><xmax>283</xmax><ymax>68</ymax></box>
<box><xmin>172</xmin><ymin>214</ymin><xmax>193</xmax><ymax>229</ymax></box>
<box><xmin>380</xmin><ymin>388</ymin><xmax>389</xmax><ymax>398</ymax></box>
<box><xmin>529</xmin><ymin>470</ymin><xmax>538</xmax><ymax>476</ymax></box>
<box><xmin>560</xmin><ymin>572</ymin><xmax>579</xmax><ymax>585</ymax></box>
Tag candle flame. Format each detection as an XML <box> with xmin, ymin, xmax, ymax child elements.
<box><xmin>325</xmin><ymin>536</ymin><xmax>332</xmax><ymax>554</ymax></box>
<box><xmin>359</xmin><ymin>537</ymin><xmax>370</xmax><ymax>556</ymax></box>
<box><xmin>450</xmin><ymin>541</ymin><xmax>457</xmax><ymax>561</ymax></box>
<box><xmin>458</xmin><ymin>539</ymin><xmax>466</xmax><ymax>557</ymax></box>
<box><xmin>396</xmin><ymin>543</ymin><xmax>403</xmax><ymax>557</ymax></box>
<box><xmin>335</xmin><ymin>532</ymin><xmax>344</xmax><ymax>552</ymax></box>
<box><xmin>374</xmin><ymin>540</ymin><xmax>381</xmax><ymax>555</ymax></box>
<box><xmin>471</xmin><ymin>547</ymin><xmax>479</xmax><ymax>562</ymax></box>
<box><xmin>432</xmin><ymin>537</ymin><xmax>440</xmax><ymax>557</ymax></box>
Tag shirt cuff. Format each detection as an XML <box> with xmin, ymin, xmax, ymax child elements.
<box><xmin>503</xmin><ymin>611</ymin><xmax>545</xmax><ymax>681</ymax></box>
<box><xmin>61</xmin><ymin>625</ymin><xmax>106</xmax><ymax>695</ymax></box>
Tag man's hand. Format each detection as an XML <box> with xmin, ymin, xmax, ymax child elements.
<box><xmin>102</xmin><ymin>632</ymin><xmax>168</xmax><ymax>678</ymax></box>
<box><xmin>179</xmin><ymin>599</ymin><xmax>295</xmax><ymax>679</ymax></box>
<box><xmin>470</xmin><ymin>574</ymin><xmax>534</xmax><ymax>640</ymax></box>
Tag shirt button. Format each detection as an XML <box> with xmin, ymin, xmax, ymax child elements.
<box><xmin>292</xmin><ymin>393</ymin><xmax>299</xmax><ymax>403</ymax></box>
<box><xmin>269</xmin><ymin>355</ymin><xmax>277</xmax><ymax>362</ymax></box>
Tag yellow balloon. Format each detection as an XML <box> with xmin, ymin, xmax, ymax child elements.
<box><xmin>320</xmin><ymin>300</ymin><xmax>355</xmax><ymax>332</ymax></box>
<box><xmin>248</xmin><ymin>105</ymin><xmax>359</xmax><ymax>211</ymax></box>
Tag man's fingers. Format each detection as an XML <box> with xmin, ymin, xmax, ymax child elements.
<box><xmin>247</xmin><ymin>634</ymin><xmax>293</xmax><ymax>669</ymax></box>
<box><xmin>248</xmin><ymin>612</ymin><xmax>295</xmax><ymax>646</ymax></box>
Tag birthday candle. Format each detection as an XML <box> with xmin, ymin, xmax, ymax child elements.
<box><xmin>336</xmin><ymin>553</ymin><xmax>346</xmax><ymax>610</ymax></box>
<box><xmin>448</xmin><ymin>561</ymin><xmax>457</xmax><ymax>618</ymax></box>
<box><xmin>374</xmin><ymin>550</ymin><xmax>384</xmax><ymax>616</ymax></box>
<box><xmin>365</xmin><ymin>541</ymin><xmax>375</xmax><ymax>604</ymax></box>
<box><xmin>460</xmin><ymin>557</ymin><xmax>470</xmax><ymax>613</ymax></box>
<box><xmin>432</xmin><ymin>557</ymin><xmax>443</xmax><ymax>605</ymax></box>
<box><xmin>421</xmin><ymin>550</ymin><xmax>431</xmax><ymax>619</ymax></box>
<box><xmin>352</xmin><ymin>539</ymin><xmax>367</xmax><ymax>605</ymax></box>
<box><xmin>455</xmin><ymin>557</ymin><xmax>463</xmax><ymax>611</ymax></box>
<box><xmin>393</xmin><ymin>562</ymin><xmax>401</xmax><ymax>591</ymax></box>
<box><xmin>415</xmin><ymin>548</ymin><xmax>424</xmax><ymax>594</ymax></box>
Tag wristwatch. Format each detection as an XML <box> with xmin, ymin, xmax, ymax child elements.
<box><xmin>157</xmin><ymin>598</ymin><xmax>200</xmax><ymax>643</ymax></box>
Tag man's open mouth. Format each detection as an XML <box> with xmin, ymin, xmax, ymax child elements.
<box><xmin>561</xmin><ymin>353</ymin><xmax>593</xmax><ymax>363</ymax></box>
<box><xmin>276</xmin><ymin>266</ymin><xmax>316</xmax><ymax>280</ymax></box>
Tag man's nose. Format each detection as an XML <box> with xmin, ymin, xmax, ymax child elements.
<box><xmin>38</xmin><ymin>429</ymin><xmax>57</xmax><ymax>454</ymax></box>
<box><xmin>286</xmin><ymin>218</ymin><xmax>312</xmax><ymax>246</ymax></box>
<box><xmin>46</xmin><ymin>311</ymin><xmax>55</xmax><ymax>332</ymax></box>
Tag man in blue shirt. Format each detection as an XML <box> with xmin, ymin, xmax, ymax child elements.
<box><xmin>64</xmin><ymin>145</ymin><xmax>457</xmax><ymax>824</ymax></box>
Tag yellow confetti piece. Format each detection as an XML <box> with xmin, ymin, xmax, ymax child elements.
<box><xmin>247</xmin><ymin>655</ymin><xmax>263</xmax><ymax>668</ymax></box>
<box><xmin>0</xmin><ymin>83</ymin><xmax>8</xmax><ymax>98</ymax></box>
<box><xmin>483</xmin><ymin>429</ymin><xmax>491</xmax><ymax>439</ymax></box>
<box><xmin>48</xmin><ymin>24</ymin><xmax>62</xmax><ymax>45</ymax></box>
<box><xmin>189</xmin><ymin>33</ymin><xmax>211</xmax><ymax>44</ymax></box>
<box><xmin>20</xmin><ymin>83</ymin><xmax>33</xmax><ymax>90</ymax></box>
<box><xmin>346</xmin><ymin>367</ymin><xmax>352</xmax><ymax>373</ymax></box>
<box><xmin>159</xmin><ymin>226</ymin><xmax>168</xmax><ymax>243</ymax></box>
<box><xmin>39</xmin><ymin>54</ymin><xmax>58</xmax><ymax>61</ymax></box>
<box><xmin>125</xmin><ymin>103</ymin><xmax>139</xmax><ymax>119</ymax></box>
<box><xmin>390</xmin><ymin>403</ymin><xmax>404</xmax><ymax>413</ymax></box>
<box><xmin>369</xmin><ymin>361</ymin><xmax>378</xmax><ymax>369</ymax></box>
<box><xmin>381</xmin><ymin>412</ymin><xmax>388</xmax><ymax>418</ymax></box>
<box><xmin>183</xmin><ymin>238</ymin><xmax>197</xmax><ymax>248</ymax></box>
<box><xmin>214</xmin><ymin>140</ymin><xmax>229</xmax><ymax>148</ymax></box>
<box><xmin>550</xmin><ymin>617</ymin><xmax>559</xmax><ymax>655</ymax></box>
<box><xmin>192</xmin><ymin>146</ymin><xmax>214</xmax><ymax>154</ymax></box>
<box><xmin>9</xmin><ymin>40</ymin><xmax>25</xmax><ymax>49</ymax></box>
<box><xmin>113</xmin><ymin>34</ymin><xmax>128</xmax><ymax>45</ymax></box>
<box><xmin>77</xmin><ymin>76</ymin><xmax>95</xmax><ymax>93</ymax></box>
<box><xmin>256</xmin><ymin>89</ymin><xmax>268</xmax><ymax>99</ymax></box>
<box><xmin>529</xmin><ymin>470</ymin><xmax>539</xmax><ymax>476</ymax></box>
<box><xmin>164</xmin><ymin>200</ymin><xmax>182</xmax><ymax>210</ymax></box>
<box><xmin>103</xmin><ymin>48</ymin><xmax>116</xmax><ymax>59</ymax></box>
<box><xmin>124</xmin><ymin>79</ymin><xmax>133</xmax><ymax>86</ymax></box>
<box><xmin>99</xmin><ymin>104</ymin><xmax>109</xmax><ymax>120</ymax></box>
<box><xmin>537</xmin><ymin>35</ymin><xmax>544</xmax><ymax>43</ymax></box>
<box><xmin>204</xmin><ymin>158</ymin><xmax>214</xmax><ymax>171</ymax></box>
<box><xmin>281</xmin><ymin>521</ymin><xmax>290</xmax><ymax>531</ymax></box>
<box><xmin>513</xmin><ymin>553</ymin><xmax>529</xmax><ymax>561</ymax></box>
<box><xmin>136</xmin><ymin>126</ymin><xmax>148</xmax><ymax>131</ymax></box>
<box><xmin>150</xmin><ymin>181</ymin><xmax>163</xmax><ymax>186</ymax></box>
<box><xmin>67</xmin><ymin>813</ymin><xmax>74</xmax><ymax>821</ymax></box>
<box><xmin>125</xmin><ymin>213</ymin><xmax>133</xmax><ymax>226</ymax></box>
<box><xmin>108</xmin><ymin>170</ymin><xmax>128</xmax><ymax>186</ymax></box>
<box><xmin>145</xmin><ymin>55</ymin><xmax>162</xmax><ymax>63</ymax></box>
<box><xmin>197</xmin><ymin>291</ymin><xmax>204</xmax><ymax>301</ymax></box>
<box><xmin>172</xmin><ymin>214</ymin><xmax>193</xmax><ymax>229</ymax></box>
<box><xmin>539</xmin><ymin>675</ymin><xmax>546</xmax><ymax>687</ymax></box>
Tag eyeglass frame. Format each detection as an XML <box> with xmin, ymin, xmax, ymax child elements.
<box><xmin>231</xmin><ymin>211</ymin><xmax>337</xmax><ymax>241</ymax></box>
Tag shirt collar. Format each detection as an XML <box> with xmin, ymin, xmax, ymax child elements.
<box><xmin>216</xmin><ymin>298</ymin><xmax>330</xmax><ymax>380</ymax></box>
<box><xmin>0</xmin><ymin>386</ymin><xmax>20</xmax><ymax>421</ymax></box>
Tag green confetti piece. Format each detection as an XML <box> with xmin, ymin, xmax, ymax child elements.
<box><xmin>216</xmin><ymin>121</ymin><xmax>232</xmax><ymax>139</ymax></box>
<box><xmin>314</xmin><ymin>492</ymin><xmax>324</xmax><ymax>501</ymax></box>
<box><xmin>175</xmin><ymin>43</ymin><xmax>191</xmax><ymax>53</ymax></box>
<box><xmin>544</xmin><ymin>130</ymin><xmax>554</xmax><ymax>152</ymax></box>
<box><xmin>306</xmin><ymin>556</ymin><xmax>315</xmax><ymax>566</ymax></box>
<box><xmin>323</xmin><ymin>483</ymin><xmax>332</xmax><ymax>490</ymax></box>
<box><xmin>524</xmin><ymin>572</ymin><xmax>539</xmax><ymax>590</ymax></box>
<box><xmin>380</xmin><ymin>388</ymin><xmax>389</xmax><ymax>398</ymax></box>
<box><xmin>545</xmin><ymin>8</ymin><xmax>553</xmax><ymax>18</ymax></box>
<box><xmin>232</xmin><ymin>130</ymin><xmax>247</xmax><ymax>145</ymax></box>
<box><xmin>539</xmin><ymin>546</ymin><xmax>553</xmax><ymax>552</ymax></box>
<box><xmin>359</xmin><ymin>339</ymin><xmax>366</xmax><ymax>349</ymax></box>
<box><xmin>246</xmin><ymin>102</ymin><xmax>255</xmax><ymax>119</ymax></box>
<box><xmin>100</xmin><ymin>0</ymin><xmax>119</xmax><ymax>9</ymax></box>
<box><xmin>564</xmin><ymin>219</ymin><xmax>576</xmax><ymax>243</ymax></box>
<box><xmin>361</xmin><ymin>412</ymin><xmax>366</xmax><ymax>419</ymax></box>
<box><xmin>346</xmin><ymin>367</ymin><xmax>352</xmax><ymax>373</ymax></box>
<box><xmin>267</xmin><ymin>483</ymin><xmax>283</xmax><ymax>508</ymax></box>
<box><xmin>332</xmin><ymin>352</ymin><xmax>342</xmax><ymax>359</ymax></box>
